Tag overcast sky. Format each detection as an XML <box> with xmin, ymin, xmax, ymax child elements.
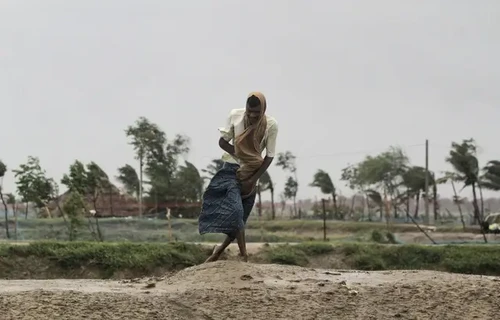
<box><xmin>1</xmin><ymin>0</ymin><xmax>499</xmax><ymax>202</ymax></box>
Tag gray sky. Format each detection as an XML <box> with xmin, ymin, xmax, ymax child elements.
<box><xmin>1</xmin><ymin>0</ymin><xmax>499</xmax><ymax>202</ymax></box>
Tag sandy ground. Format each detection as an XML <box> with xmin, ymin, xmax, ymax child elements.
<box><xmin>1</xmin><ymin>261</ymin><xmax>499</xmax><ymax>320</ymax></box>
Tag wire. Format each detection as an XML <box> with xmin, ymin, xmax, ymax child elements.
<box><xmin>198</xmin><ymin>143</ymin><xmax>426</xmax><ymax>161</ymax></box>
<box><xmin>293</xmin><ymin>143</ymin><xmax>425</xmax><ymax>159</ymax></box>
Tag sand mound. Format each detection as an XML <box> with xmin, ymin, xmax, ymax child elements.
<box><xmin>1</xmin><ymin>261</ymin><xmax>499</xmax><ymax>319</ymax></box>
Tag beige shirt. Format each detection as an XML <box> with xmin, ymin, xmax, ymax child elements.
<box><xmin>219</xmin><ymin>108</ymin><xmax>278</xmax><ymax>164</ymax></box>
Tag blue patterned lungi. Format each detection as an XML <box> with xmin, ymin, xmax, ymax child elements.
<box><xmin>198</xmin><ymin>162</ymin><xmax>256</xmax><ymax>236</ymax></box>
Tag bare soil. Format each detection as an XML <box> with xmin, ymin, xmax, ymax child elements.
<box><xmin>1</xmin><ymin>261</ymin><xmax>499</xmax><ymax>320</ymax></box>
<box><xmin>395</xmin><ymin>232</ymin><xmax>500</xmax><ymax>244</ymax></box>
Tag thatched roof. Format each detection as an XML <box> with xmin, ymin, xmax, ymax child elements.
<box><xmin>48</xmin><ymin>183</ymin><xmax>140</xmax><ymax>217</ymax></box>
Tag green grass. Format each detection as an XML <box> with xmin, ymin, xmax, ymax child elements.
<box><xmin>263</xmin><ymin>242</ymin><xmax>500</xmax><ymax>276</ymax></box>
<box><xmin>1</xmin><ymin>241</ymin><xmax>500</xmax><ymax>279</ymax></box>
<box><xmin>0</xmin><ymin>241</ymin><xmax>210</xmax><ymax>278</ymax></box>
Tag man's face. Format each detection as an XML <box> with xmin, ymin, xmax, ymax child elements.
<box><xmin>246</xmin><ymin>102</ymin><xmax>262</xmax><ymax>124</ymax></box>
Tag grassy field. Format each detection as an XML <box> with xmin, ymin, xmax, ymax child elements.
<box><xmin>1</xmin><ymin>241</ymin><xmax>499</xmax><ymax>279</ymax></box>
<box><xmin>0</xmin><ymin>217</ymin><xmax>478</xmax><ymax>243</ymax></box>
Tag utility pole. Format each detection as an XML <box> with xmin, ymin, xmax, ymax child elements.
<box><xmin>424</xmin><ymin>139</ymin><xmax>430</xmax><ymax>225</ymax></box>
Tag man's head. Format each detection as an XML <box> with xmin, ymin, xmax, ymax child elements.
<box><xmin>246</xmin><ymin>93</ymin><xmax>265</xmax><ymax>124</ymax></box>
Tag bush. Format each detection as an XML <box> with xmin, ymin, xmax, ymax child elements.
<box><xmin>265</xmin><ymin>246</ymin><xmax>309</xmax><ymax>266</ymax></box>
<box><xmin>0</xmin><ymin>241</ymin><xmax>210</xmax><ymax>278</ymax></box>
<box><xmin>264</xmin><ymin>242</ymin><xmax>500</xmax><ymax>276</ymax></box>
<box><xmin>371</xmin><ymin>230</ymin><xmax>384</xmax><ymax>243</ymax></box>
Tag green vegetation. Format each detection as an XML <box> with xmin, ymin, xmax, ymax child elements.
<box><xmin>0</xmin><ymin>241</ymin><xmax>210</xmax><ymax>279</ymax></box>
<box><xmin>1</xmin><ymin>241</ymin><xmax>499</xmax><ymax>279</ymax></box>
<box><xmin>263</xmin><ymin>242</ymin><xmax>500</xmax><ymax>276</ymax></box>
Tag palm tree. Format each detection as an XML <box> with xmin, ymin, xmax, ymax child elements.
<box><xmin>310</xmin><ymin>169</ymin><xmax>339</xmax><ymax>219</ymax></box>
<box><xmin>437</xmin><ymin>172</ymin><xmax>466</xmax><ymax>230</ymax></box>
<box><xmin>116</xmin><ymin>164</ymin><xmax>140</xmax><ymax>199</ymax></box>
<box><xmin>481</xmin><ymin>160</ymin><xmax>500</xmax><ymax>191</ymax></box>
<box><xmin>257</xmin><ymin>171</ymin><xmax>275</xmax><ymax>219</ymax></box>
<box><xmin>446</xmin><ymin>139</ymin><xmax>486</xmax><ymax>242</ymax></box>
<box><xmin>401</xmin><ymin>166</ymin><xmax>435</xmax><ymax>219</ymax></box>
<box><xmin>175</xmin><ymin>161</ymin><xmax>204</xmax><ymax>202</ymax></box>
<box><xmin>202</xmin><ymin>159</ymin><xmax>224</xmax><ymax>180</ymax></box>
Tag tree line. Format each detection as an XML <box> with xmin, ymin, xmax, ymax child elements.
<box><xmin>1</xmin><ymin>116</ymin><xmax>500</xmax><ymax>240</ymax></box>
<box><xmin>305</xmin><ymin>139</ymin><xmax>500</xmax><ymax>242</ymax></box>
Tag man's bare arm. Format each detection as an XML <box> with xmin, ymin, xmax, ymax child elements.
<box><xmin>250</xmin><ymin>156</ymin><xmax>274</xmax><ymax>182</ymax></box>
<box><xmin>219</xmin><ymin>137</ymin><xmax>235</xmax><ymax>156</ymax></box>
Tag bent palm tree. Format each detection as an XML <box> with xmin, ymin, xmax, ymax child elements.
<box><xmin>176</xmin><ymin>161</ymin><xmax>204</xmax><ymax>202</ymax></box>
<box><xmin>481</xmin><ymin>160</ymin><xmax>500</xmax><ymax>191</ymax></box>
<box><xmin>446</xmin><ymin>139</ymin><xmax>486</xmax><ymax>242</ymax></box>
<box><xmin>202</xmin><ymin>159</ymin><xmax>224</xmax><ymax>180</ymax></box>
<box><xmin>310</xmin><ymin>169</ymin><xmax>339</xmax><ymax>219</ymax></box>
<box><xmin>116</xmin><ymin>164</ymin><xmax>140</xmax><ymax>199</ymax></box>
<box><xmin>402</xmin><ymin>166</ymin><xmax>435</xmax><ymax>219</ymax></box>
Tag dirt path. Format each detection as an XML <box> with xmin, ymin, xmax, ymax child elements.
<box><xmin>1</xmin><ymin>261</ymin><xmax>499</xmax><ymax>320</ymax></box>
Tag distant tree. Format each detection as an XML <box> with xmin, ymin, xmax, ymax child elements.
<box><xmin>342</xmin><ymin>146</ymin><xmax>409</xmax><ymax>219</ymax></box>
<box><xmin>310</xmin><ymin>169</ymin><xmax>339</xmax><ymax>219</ymax></box>
<box><xmin>13</xmin><ymin>156</ymin><xmax>55</xmax><ymax>219</ymax></box>
<box><xmin>445</xmin><ymin>139</ymin><xmax>486</xmax><ymax>242</ymax></box>
<box><xmin>144</xmin><ymin>134</ymin><xmax>191</xmax><ymax>206</ymax></box>
<box><xmin>365</xmin><ymin>189</ymin><xmax>384</xmax><ymax>221</ymax></box>
<box><xmin>116</xmin><ymin>164</ymin><xmax>140</xmax><ymax>198</ymax></box>
<box><xmin>283</xmin><ymin>176</ymin><xmax>299</xmax><ymax>218</ymax></box>
<box><xmin>0</xmin><ymin>160</ymin><xmax>10</xmax><ymax>238</ymax></box>
<box><xmin>62</xmin><ymin>191</ymin><xmax>85</xmax><ymax>241</ymax></box>
<box><xmin>481</xmin><ymin>160</ymin><xmax>500</xmax><ymax>191</ymax></box>
<box><xmin>5</xmin><ymin>193</ymin><xmax>17</xmax><ymax>239</ymax></box>
<box><xmin>341</xmin><ymin>164</ymin><xmax>368</xmax><ymax>218</ymax></box>
<box><xmin>202</xmin><ymin>159</ymin><xmax>224</xmax><ymax>180</ymax></box>
<box><xmin>125</xmin><ymin>117</ymin><xmax>167</xmax><ymax>217</ymax></box>
<box><xmin>437</xmin><ymin>172</ymin><xmax>466</xmax><ymax>230</ymax></box>
<box><xmin>171</xmin><ymin>161</ymin><xmax>204</xmax><ymax>203</ymax></box>
<box><xmin>61</xmin><ymin>160</ymin><xmax>110</xmax><ymax>241</ymax></box>
<box><xmin>401</xmin><ymin>166</ymin><xmax>434</xmax><ymax>219</ymax></box>
<box><xmin>257</xmin><ymin>171</ymin><xmax>275</xmax><ymax>219</ymax></box>
<box><xmin>276</xmin><ymin>151</ymin><xmax>298</xmax><ymax>216</ymax></box>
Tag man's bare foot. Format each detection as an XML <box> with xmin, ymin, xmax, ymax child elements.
<box><xmin>204</xmin><ymin>253</ymin><xmax>221</xmax><ymax>263</ymax></box>
<box><xmin>238</xmin><ymin>253</ymin><xmax>248</xmax><ymax>262</ymax></box>
<box><xmin>204</xmin><ymin>245</ymin><xmax>222</xmax><ymax>263</ymax></box>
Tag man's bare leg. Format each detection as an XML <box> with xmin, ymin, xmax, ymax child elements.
<box><xmin>235</xmin><ymin>228</ymin><xmax>248</xmax><ymax>262</ymax></box>
<box><xmin>205</xmin><ymin>233</ymin><xmax>235</xmax><ymax>263</ymax></box>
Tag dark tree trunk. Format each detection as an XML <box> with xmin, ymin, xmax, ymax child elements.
<box><xmin>257</xmin><ymin>186</ymin><xmax>262</xmax><ymax>217</ymax></box>
<box><xmin>433</xmin><ymin>183</ymin><xmax>439</xmax><ymax>222</ymax></box>
<box><xmin>332</xmin><ymin>191</ymin><xmax>339</xmax><ymax>220</ymax></box>
<box><xmin>450</xmin><ymin>181</ymin><xmax>466</xmax><ymax>231</ymax></box>
<box><xmin>414</xmin><ymin>192</ymin><xmax>420</xmax><ymax>219</ymax></box>
<box><xmin>1</xmin><ymin>193</ymin><xmax>10</xmax><ymax>239</ymax></box>
<box><xmin>471</xmin><ymin>183</ymin><xmax>487</xmax><ymax>243</ymax></box>
<box><xmin>270</xmin><ymin>187</ymin><xmax>276</xmax><ymax>220</ymax></box>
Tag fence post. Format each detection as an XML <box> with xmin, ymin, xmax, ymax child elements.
<box><xmin>167</xmin><ymin>207</ymin><xmax>172</xmax><ymax>242</ymax></box>
<box><xmin>322</xmin><ymin>198</ymin><xmax>327</xmax><ymax>241</ymax></box>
